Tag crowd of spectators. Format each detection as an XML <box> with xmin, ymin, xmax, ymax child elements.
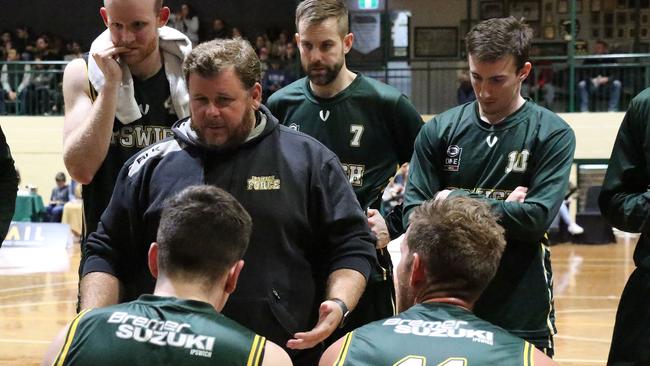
<box><xmin>0</xmin><ymin>3</ymin><xmax>301</xmax><ymax>114</ymax></box>
<box><xmin>1</xmin><ymin>25</ymin><xmax>84</xmax><ymax>115</ymax></box>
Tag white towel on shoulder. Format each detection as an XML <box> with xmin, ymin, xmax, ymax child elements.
<box><xmin>88</xmin><ymin>26</ymin><xmax>191</xmax><ymax>124</ymax></box>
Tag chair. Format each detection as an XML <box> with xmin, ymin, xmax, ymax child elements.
<box><xmin>574</xmin><ymin>185</ymin><xmax>615</xmax><ymax>244</ymax></box>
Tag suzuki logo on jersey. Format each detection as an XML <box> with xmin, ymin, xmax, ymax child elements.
<box><xmin>342</xmin><ymin>163</ymin><xmax>365</xmax><ymax>187</ymax></box>
<box><xmin>247</xmin><ymin>176</ymin><xmax>281</xmax><ymax>190</ymax></box>
<box><xmin>383</xmin><ymin>317</ymin><xmax>494</xmax><ymax>346</ymax></box>
<box><xmin>486</xmin><ymin>135</ymin><xmax>498</xmax><ymax>147</ymax></box>
<box><xmin>505</xmin><ymin>149</ymin><xmax>530</xmax><ymax>174</ymax></box>
<box><xmin>443</xmin><ymin>145</ymin><xmax>462</xmax><ymax>172</ymax></box>
<box><xmin>319</xmin><ymin>110</ymin><xmax>330</xmax><ymax>122</ymax></box>
<box><xmin>108</xmin><ymin>311</ymin><xmax>215</xmax><ymax>358</ymax></box>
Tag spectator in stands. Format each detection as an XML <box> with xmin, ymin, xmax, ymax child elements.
<box><xmin>13</xmin><ymin>26</ymin><xmax>31</xmax><ymax>60</ymax></box>
<box><xmin>578</xmin><ymin>40</ymin><xmax>622</xmax><ymax>112</ymax></box>
<box><xmin>457</xmin><ymin>69</ymin><xmax>476</xmax><ymax>104</ymax></box>
<box><xmin>254</xmin><ymin>35</ymin><xmax>271</xmax><ymax>53</ymax></box>
<box><xmin>231</xmin><ymin>27</ymin><xmax>243</xmax><ymax>39</ymax></box>
<box><xmin>170</xmin><ymin>3</ymin><xmax>199</xmax><ymax>46</ymax></box>
<box><xmin>24</xmin><ymin>55</ymin><xmax>56</xmax><ymax>115</ymax></box>
<box><xmin>208</xmin><ymin>18</ymin><xmax>231</xmax><ymax>40</ymax></box>
<box><xmin>63</xmin><ymin>41</ymin><xmax>83</xmax><ymax>62</ymax></box>
<box><xmin>271</xmin><ymin>30</ymin><xmax>289</xmax><ymax>58</ymax></box>
<box><xmin>258</xmin><ymin>46</ymin><xmax>270</xmax><ymax>80</ymax></box>
<box><xmin>1</xmin><ymin>48</ymin><xmax>31</xmax><ymax>115</ymax></box>
<box><xmin>262</xmin><ymin>58</ymin><xmax>292</xmax><ymax>101</ymax></box>
<box><xmin>45</xmin><ymin>172</ymin><xmax>69</xmax><ymax>223</ymax></box>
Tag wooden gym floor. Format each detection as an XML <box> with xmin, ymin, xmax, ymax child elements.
<box><xmin>0</xmin><ymin>234</ymin><xmax>636</xmax><ymax>366</ymax></box>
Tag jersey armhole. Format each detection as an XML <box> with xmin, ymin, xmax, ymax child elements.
<box><xmin>246</xmin><ymin>334</ymin><xmax>266</xmax><ymax>366</ymax></box>
<box><xmin>523</xmin><ymin>341</ymin><xmax>534</xmax><ymax>366</ymax></box>
<box><xmin>52</xmin><ymin>308</ymin><xmax>93</xmax><ymax>366</ymax></box>
<box><xmin>333</xmin><ymin>331</ymin><xmax>355</xmax><ymax>366</ymax></box>
<box><xmin>81</xmin><ymin>53</ymin><xmax>98</xmax><ymax>102</ymax></box>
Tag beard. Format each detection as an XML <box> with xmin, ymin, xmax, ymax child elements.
<box><xmin>118</xmin><ymin>37</ymin><xmax>158</xmax><ymax>66</ymax></box>
<box><xmin>191</xmin><ymin>109</ymin><xmax>256</xmax><ymax>150</ymax></box>
<box><xmin>305</xmin><ymin>60</ymin><xmax>343</xmax><ymax>86</ymax></box>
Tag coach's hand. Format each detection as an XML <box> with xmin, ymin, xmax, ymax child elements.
<box><xmin>368</xmin><ymin>209</ymin><xmax>390</xmax><ymax>249</ymax></box>
<box><xmin>286</xmin><ymin>300</ymin><xmax>342</xmax><ymax>350</ymax></box>
<box><xmin>91</xmin><ymin>44</ymin><xmax>130</xmax><ymax>86</ymax></box>
<box><xmin>506</xmin><ymin>186</ymin><xmax>528</xmax><ymax>202</ymax></box>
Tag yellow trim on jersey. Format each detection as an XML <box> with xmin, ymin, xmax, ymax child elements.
<box><xmin>523</xmin><ymin>342</ymin><xmax>530</xmax><ymax>366</ymax></box>
<box><xmin>334</xmin><ymin>331</ymin><xmax>355</xmax><ymax>366</ymax></box>
<box><xmin>539</xmin><ymin>242</ymin><xmax>556</xmax><ymax>338</ymax></box>
<box><xmin>54</xmin><ymin>308</ymin><xmax>92</xmax><ymax>366</ymax></box>
<box><xmin>246</xmin><ymin>335</ymin><xmax>266</xmax><ymax>366</ymax></box>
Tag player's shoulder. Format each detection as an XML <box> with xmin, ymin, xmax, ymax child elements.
<box><xmin>524</xmin><ymin>101</ymin><xmax>573</xmax><ymax>133</ymax></box>
<box><xmin>356</xmin><ymin>74</ymin><xmax>404</xmax><ymax>101</ymax></box>
<box><xmin>268</xmin><ymin>77</ymin><xmax>308</xmax><ymax>103</ymax></box>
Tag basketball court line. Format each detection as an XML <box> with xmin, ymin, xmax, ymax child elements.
<box><xmin>0</xmin><ymin>338</ymin><xmax>50</xmax><ymax>345</ymax></box>
<box><xmin>0</xmin><ymin>299</ymin><xmax>76</xmax><ymax>310</ymax></box>
<box><xmin>555</xmin><ymin>308</ymin><xmax>617</xmax><ymax>314</ymax></box>
<box><xmin>0</xmin><ymin>281</ymin><xmax>77</xmax><ymax>294</ymax></box>
<box><xmin>555</xmin><ymin>295</ymin><xmax>619</xmax><ymax>300</ymax></box>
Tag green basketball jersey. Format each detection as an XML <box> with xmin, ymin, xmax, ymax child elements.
<box><xmin>53</xmin><ymin>295</ymin><xmax>266</xmax><ymax>366</ymax></box>
<box><xmin>404</xmin><ymin>101</ymin><xmax>576</xmax><ymax>347</ymax></box>
<box><xmin>336</xmin><ymin>303</ymin><xmax>535</xmax><ymax>366</ymax></box>
<box><xmin>268</xmin><ymin>74</ymin><xmax>423</xmax><ymax>209</ymax></box>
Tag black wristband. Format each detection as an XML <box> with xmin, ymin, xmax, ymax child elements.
<box><xmin>329</xmin><ymin>298</ymin><xmax>350</xmax><ymax>328</ymax></box>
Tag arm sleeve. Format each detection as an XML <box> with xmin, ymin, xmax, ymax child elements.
<box><xmin>82</xmin><ymin>161</ymin><xmax>142</xmax><ymax>279</ymax></box>
<box><xmin>402</xmin><ymin>119</ymin><xmax>446</xmax><ymax>227</ymax></box>
<box><xmin>313</xmin><ymin>156</ymin><xmax>377</xmax><ymax>280</ymax></box>
<box><xmin>0</xmin><ymin>126</ymin><xmax>17</xmax><ymax>241</ymax></box>
<box><xmin>389</xmin><ymin>95</ymin><xmax>423</xmax><ymax>164</ymax></box>
<box><xmin>599</xmin><ymin>97</ymin><xmax>650</xmax><ymax>232</ymax></box>
<box><xmin>449</xmin><ymin>127</ymin><xmax>576</xmax><ymax>242</ymax></box>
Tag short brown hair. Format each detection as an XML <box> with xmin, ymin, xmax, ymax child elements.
<box><xmin>295</xmin><ymin>0</ymin><xmax>349</xmax><ymax>36</ymax></box>
<box><xmin>407</xmin><ymin>197</ymin><xmax>506</xmax><ymax>296</ymax></box>
<box><xmin>104</xmin><ymin>0</ymin><xmax>163</xmax><ymax>15</ymax></box>
<box><xmin>465</xmin><ymin>16</ymin><xmax>533</xmax><ymax>71</ymax></box>
<box><xmin>157</xmin><ymin>185</ymin><xmax>252</xmax><ymax>286</ymax></box>
<box><xmin>183</xmin><ymin>38</ymin><xmax>261</xmax><ymax>89</ymax></box>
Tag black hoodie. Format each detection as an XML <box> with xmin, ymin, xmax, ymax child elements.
<box><xmin>83</xmin><ymin>105</ymin><xmax>376</xmax><ymax>351</ymax></box>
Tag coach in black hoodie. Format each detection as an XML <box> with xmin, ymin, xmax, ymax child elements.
<box><xmin>79</xmin><ymin>39</ymin><xmax>376</xmax><ymax>365</ymax></box>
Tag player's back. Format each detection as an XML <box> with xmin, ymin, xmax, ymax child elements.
<box><xmin>52</xmin><ymin>295</ymin><xmax>266</xmax><ymax>366</ymax></box>
<box><xmin>336</xmin><ymin>303</ymin><xmax>534</xmax><ymax>366</ymax></box>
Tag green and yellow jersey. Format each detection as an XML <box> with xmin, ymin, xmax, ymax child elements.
<box><xmin>268</xmin><ymin>74</ymin><xmax>423</xmax><ymax>210</ymax></box>
<box><xmin>404</xmin><ymin>100</ymin><xmax>576</xmax><ymax>348</ymax></box>
<box><xmin>335</xmin><ymin>303</ymin><xmax>536</xmax><ymax>366</ymax></box>
<box><xmin>52</xmin><ymin>295</ymin><xmax>266</xmax><ymax>366</ymax></box>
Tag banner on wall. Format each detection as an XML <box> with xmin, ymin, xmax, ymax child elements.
<box><xmin>351</xmin><ymin>12</ymin><xmax>381</xmax><ymax>55</ymax></box>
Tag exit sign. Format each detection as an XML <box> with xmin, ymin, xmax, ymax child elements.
<box><xmin>359</xmin><ymin>0</ymin><xmax>378</xmax><ymax>9</ymax></box>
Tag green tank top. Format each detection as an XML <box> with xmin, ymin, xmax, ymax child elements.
<box><xmin>53</xmin><ymin>295</ymin><xmax>266</xmax><ymax>366</ymax></box>
<box><xmin>335</xmin><ymin>303</ymin><xmax>534</xmax><ymax>366</ymax></box>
